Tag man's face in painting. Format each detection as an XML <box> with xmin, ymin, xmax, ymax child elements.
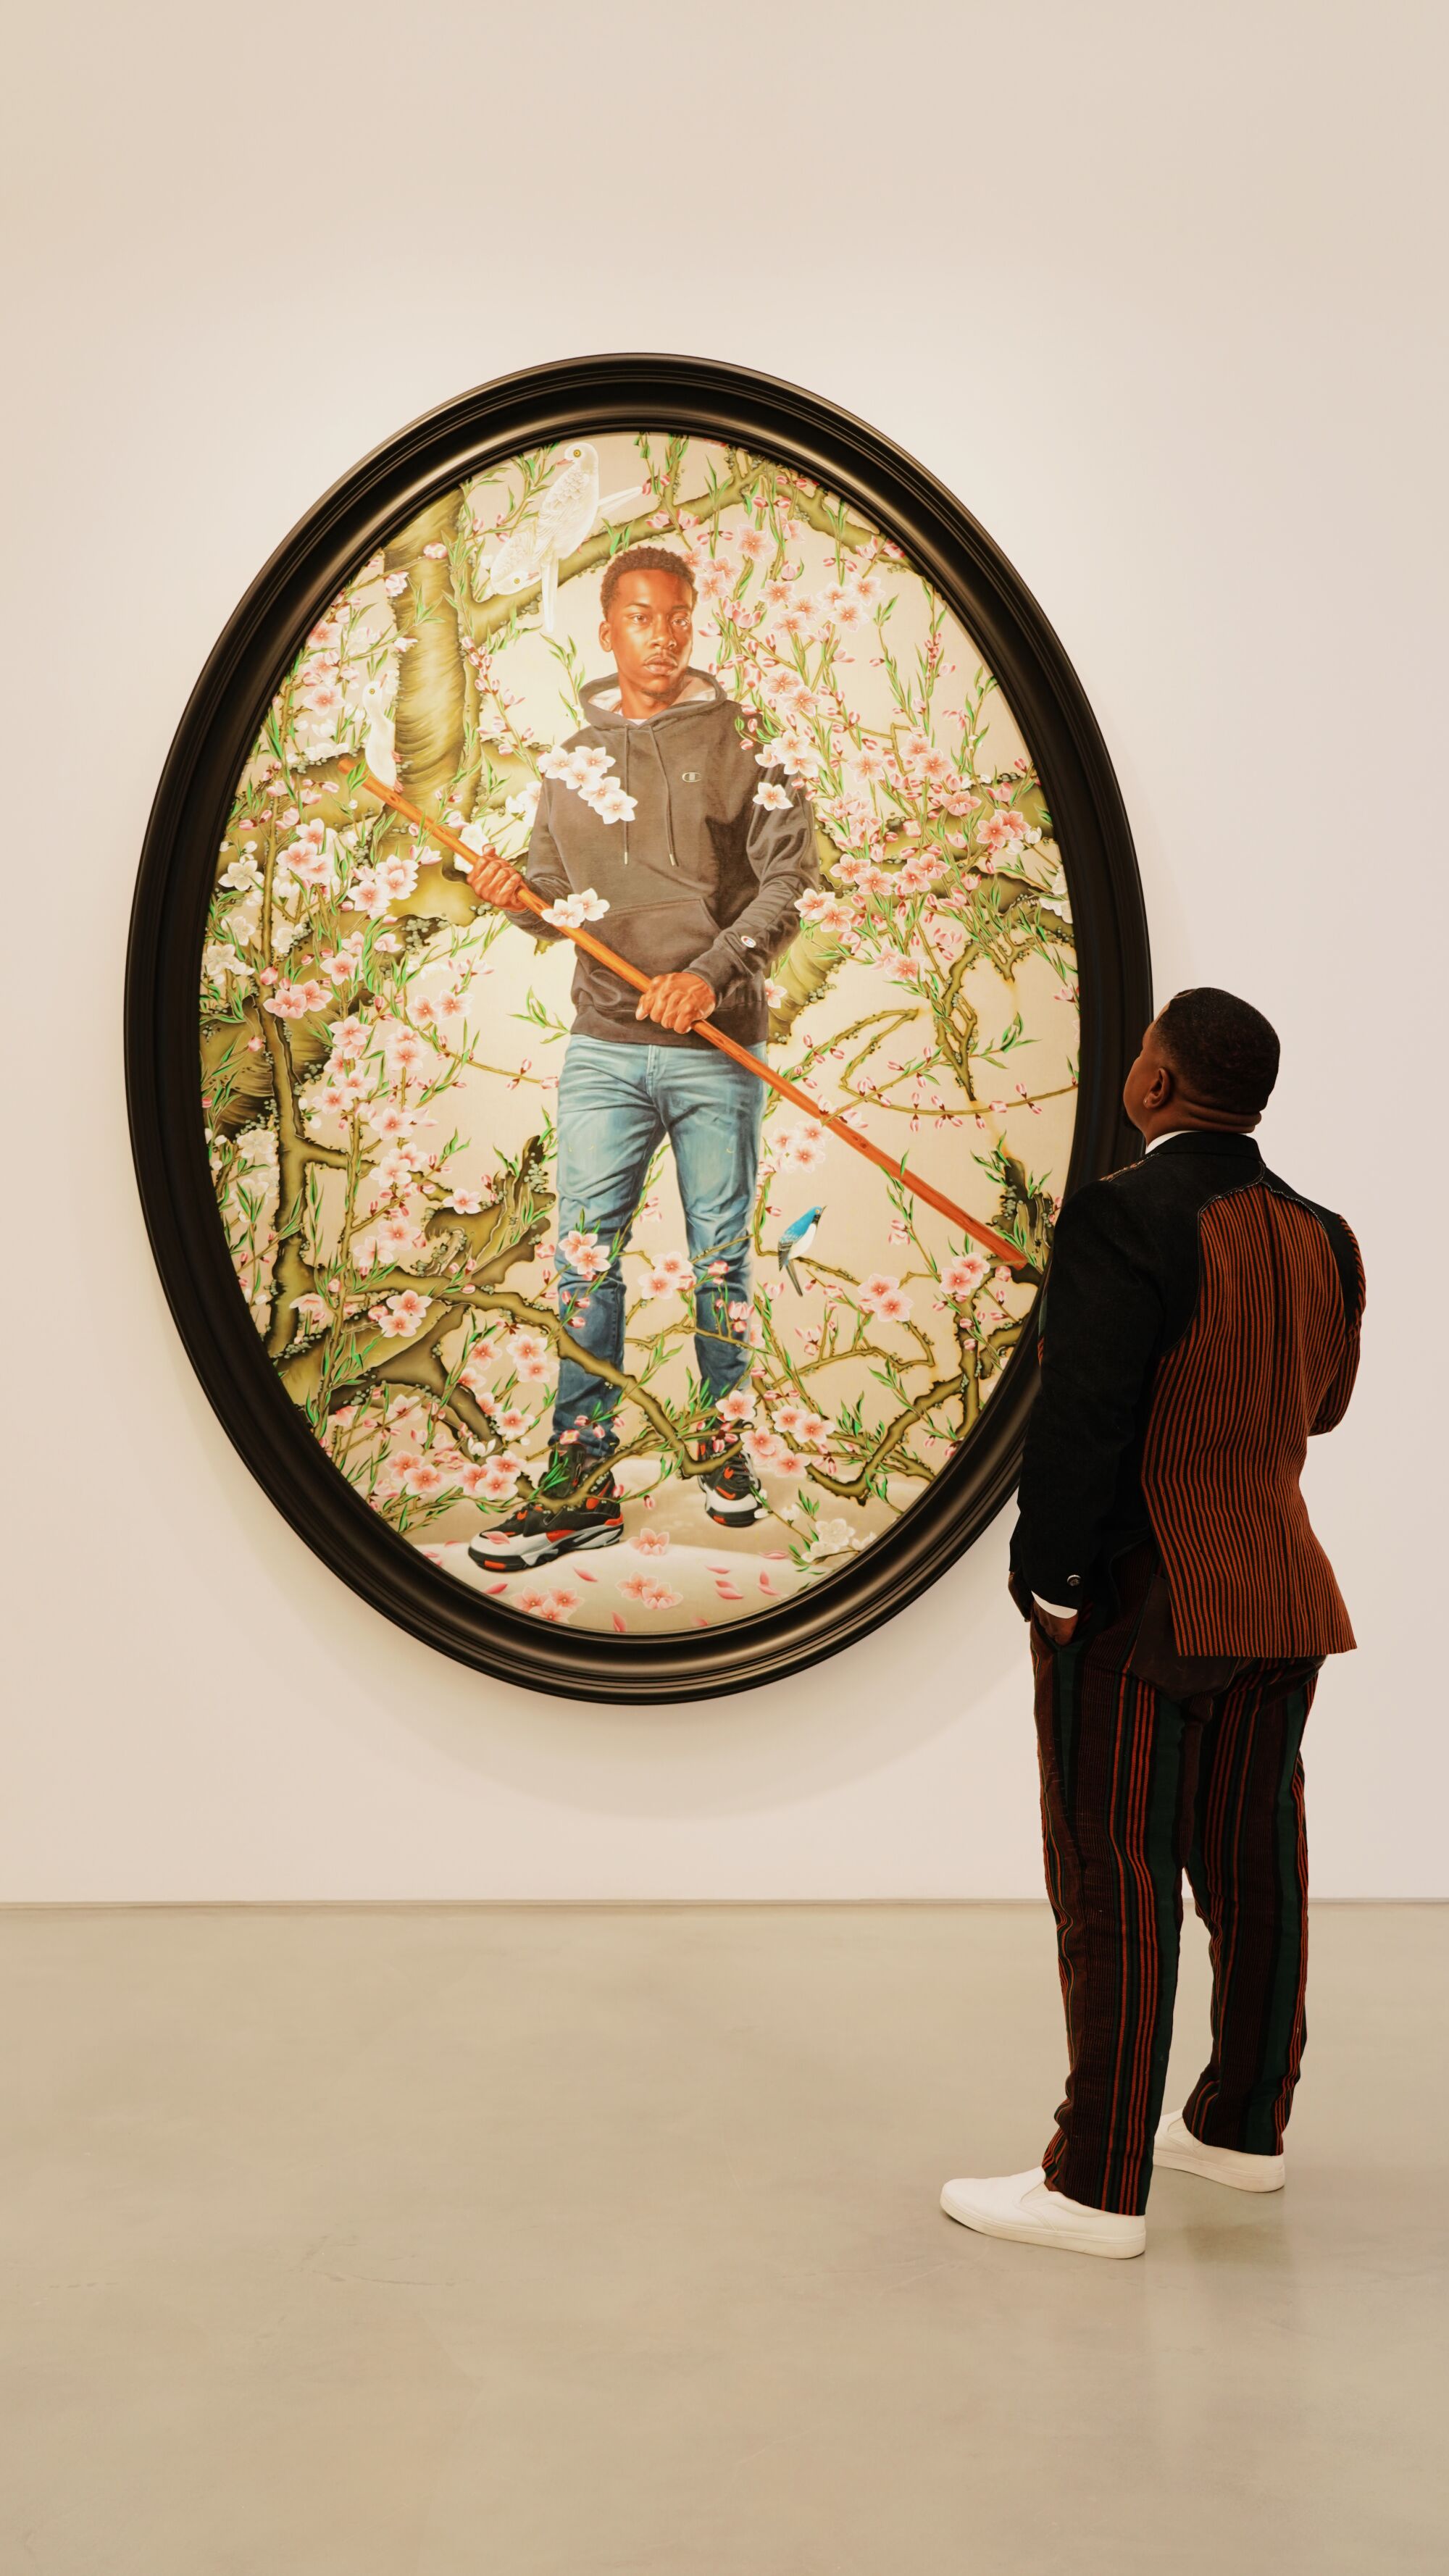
<box><xmin>599</xmin><ymin>569</ymin><xmax>696</xmax><ymax>716</ymax></box>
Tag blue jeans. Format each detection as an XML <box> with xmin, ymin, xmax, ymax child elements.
<box><xmin>550</xmin><ymin>1034</ymin><xmax>764</xmax><ymax>1458</ymax></box>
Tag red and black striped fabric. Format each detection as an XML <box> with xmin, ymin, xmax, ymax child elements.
<box><xmin>1143</xmin><ymin>1184</ymin><xmax>1362</xmax><ymax>1655</ymax></box>
<box><xmin>1034</xmin><ymin>1623</ymin><xmax>1316</xmax><ymax>2215</ymax></box>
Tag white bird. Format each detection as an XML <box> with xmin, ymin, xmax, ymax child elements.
<box><xmin>486</xmin><ymin>442</ymin><xmax>646</xmax><ymax>633</ymax></box>
<box><xmin>357</xmin><ymin>674</ymin><xmax>396</xmax><ymax>787</ymax></box>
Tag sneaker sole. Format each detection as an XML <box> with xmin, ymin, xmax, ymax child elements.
<box><xmin>940</xmin><ymin>2183</ymin><xmax>1145</xmax><ymax>2259</ymax></box>
<box><xmin>468</xmin><ymin>1522</ymin><xmax>624</xmax><ymax>1573</ymax></box>
<box><xmin>703</xmin><ymin>1496</ymin><xmax>766</xmax><ymax>1524</ymax></box>
<box><xmin>1153</xmin><ymin>2137</ymin><xmax>1286</xmax><ymax>2192</ymax></box>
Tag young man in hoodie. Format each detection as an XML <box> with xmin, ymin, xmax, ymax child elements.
<box><xmin>464</xmin><ymin>545</ymin><xmax>820</xmax><ymax>1571</ymax></box>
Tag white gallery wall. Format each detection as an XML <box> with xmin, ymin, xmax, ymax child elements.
<box><xmin>4</xmin><ymin>0</ymin><xmax>1444</xmax><ymax>1899</ymax></box>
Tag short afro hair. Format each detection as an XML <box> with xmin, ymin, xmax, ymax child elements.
<box><xmin>1156</xmin><ymin>987</ymin><xmax>1281</xmax><ymax>1118</ymax></box>
<box><xmin>599</xmin><ymin>543</ymin><xmax>696</xmax><ymax>621</ymax></box>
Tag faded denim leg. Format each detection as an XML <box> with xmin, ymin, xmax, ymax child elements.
<box><xmin>551</xmin><ymin>1038</ymin><xmax>664</xmax><ymax>1458</ymax></box>
<box><xmin>654</xmin><ymin>1046</ymin><xmax>764</xmax><ymax>1408</ymax></box>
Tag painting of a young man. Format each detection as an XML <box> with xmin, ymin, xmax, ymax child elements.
<box><xmin>464</xmin><ymin>546</ymin><xmax>819</xmax><ymax>1571</ymax></box>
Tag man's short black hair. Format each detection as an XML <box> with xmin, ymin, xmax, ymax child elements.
<box><xmin>599</xmin><ymin>544</ymin><xmax>696</xmax><ymax>620</ymax></box>
<box><xmin>1156</xmin><ymin>987</ymin><xmax>1281</xmax><ymax>1117</ymax></box>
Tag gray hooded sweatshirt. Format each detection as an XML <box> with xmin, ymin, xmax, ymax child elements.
<box><xmin>507</xmin><ymin>669</ymin><xmax>819</xmax><ymax>1050</ymax></box>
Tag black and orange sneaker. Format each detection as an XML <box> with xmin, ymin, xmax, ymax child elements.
<box><xmin>468</xmin><ymin>1450</ymin><xmax>623</xmax><ymax>1573</ymax></box>
<box><xmin>698</xmin><ymin>1426</ymin><xmax>767</xmax><ymax>1527</ymax></box>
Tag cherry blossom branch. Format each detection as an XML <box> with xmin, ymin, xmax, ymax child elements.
<box><xmin>341</xmin><ymin>1275</ymin><xmax>715</xmax><ymax>1481</ymax></box>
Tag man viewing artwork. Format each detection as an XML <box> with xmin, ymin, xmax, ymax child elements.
<box><xmin>463</xmin><ymin>546</ymin><xmax>819</xmax><ymax>1572</ymax></box>
<box><xmin>940</xmin><ymin>990</ymin><xmax>1365</xmax><ymax>2258</ymax></box>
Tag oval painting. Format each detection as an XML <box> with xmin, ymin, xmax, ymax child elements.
<box><xmin>199</xmin><ymin>430</ymin><xmax>1078</xmax><ymax>1639</ymax></box>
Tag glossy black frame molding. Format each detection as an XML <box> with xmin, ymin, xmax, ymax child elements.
<box><xmin>126</xmin><ymin>355</ymin><xmax>1151</xmax><ymax>1703</ymax></box>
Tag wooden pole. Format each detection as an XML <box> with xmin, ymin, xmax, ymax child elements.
<box><xmin>360</xmin><ymin>773</ymin><xmax>1028</xmax><ymax>1273</ymax></box>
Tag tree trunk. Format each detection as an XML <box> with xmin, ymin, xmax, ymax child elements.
<box><xmin>383</xmin><ymin>493</ymin><xmax>477</xmax><ymax>925</ymax></box>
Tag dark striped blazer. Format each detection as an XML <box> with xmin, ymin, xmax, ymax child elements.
<box><xmin>1010</xmin><ymin>1132</ymin><xmax>1364</xmax><ymax>1659</ymax></box>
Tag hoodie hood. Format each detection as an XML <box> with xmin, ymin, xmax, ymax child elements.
<box><xmin>578</xmin><ymin>668</ymin><xmax>724</xmax><ymax>732</ymax></box>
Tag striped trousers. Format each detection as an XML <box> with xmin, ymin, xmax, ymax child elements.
<box><xmin>1032</xmin><ymin>1626</ymin><xmax>1319</xmax><ymax>2216</ymax></box>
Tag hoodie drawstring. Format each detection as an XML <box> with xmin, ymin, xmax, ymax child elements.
<box><xmin>617</xmin><ymin>722</ymin><xmax>677</xmax><ymax>868</ymax></box>
<box><xmin>651</xmin><ymin>727</ymin><xmax>678</xmax><ymax>868</ymax></box>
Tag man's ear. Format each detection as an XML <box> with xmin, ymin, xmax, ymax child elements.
<box><xmin>1147</xmin><ymin>1058</ymin><xmax>1176</xmax><ymax>1108</ymax></box>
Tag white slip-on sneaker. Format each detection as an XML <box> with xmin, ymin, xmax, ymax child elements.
<box><xmin>940</xmin><ymin>2165</ymin><xmax>1146</xmax><ymax>2259</ymax></box>
<box><xmin>1153</xmin><ymin>2111</ymin><xmax>1286</xmax><ymax>2192</ymax></box>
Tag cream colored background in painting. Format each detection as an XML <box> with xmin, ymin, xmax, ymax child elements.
<box><xmin>3</xmin><ymin>0</ymin><xmax>1444</xmax><ymax>1895</ymax></box>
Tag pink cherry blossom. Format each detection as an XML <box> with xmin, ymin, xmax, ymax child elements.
<box><xmin>371</xmin><ymin>1288</ymin><xmax>430</xmax><ymax>1338</ymax></box>
<box><xmin>980</xmin><ymin>807</ymin><xmax>1031</xmax><ymax>856</ymax></box>
<box><xmin>942</xmin><ymin>1253</ymin><xmax>989</xmax><ymax>1300</ymax></box>
<box><xmin>859</xmin><ymin>1273</ymin><xmax>914</xmax><ymax>1321</ymax></box>
<box><xmin>346</xmin><ymin>870</ymin><xmax>392</xmax><ymax>920</ymax></box>
<box><xmin>542</xmin><ymin>887</ymin><xmax>611</xmax><ymax>928</ymax></box>
<box><xmin>283</xmin><ymin>837</ymin><xmax>335</xmax><ymax>890</ymax></box>
<box><xmin>367</xmin><ymin>1101</ymin><xmax>419</xmax><ymax>1142</ymax></box>
<box><xmin>716</xmin><ymin>1388</ymin><xmax>756</xmax><ymax>1424</ymax></box>
<box><xmin>630</xmin><ymin>1527</ymin><xmax>671</xmax><ymax>1558</ymax></box>
<box><xmin>584</xmin><ymin>782</ymin><xmax>637</xmax><ymax>827</ymax></box>
<box><xmin>560</xmin><ymin>1228</ymin><xmax>611</xmax><ymax>1281</ymax></box>
<box><xmin>744</xmin><ymin>1428</ymin><xmax>785</xmax><ymax>1468</ymax></box>
<box><xmin>456</xmin><ymin>1460</ymin><xmax>499</xmax><ymax>1500</ymax></box>
<box><xmin>617</xmin><ymin>1573</ymin><xmax>679</xmax><ymax>1609</ymax></box>
<box><xmin>378</xmin><ymin>1214</ymin><xmax>425</xmax><ymax>1262</ymax></box>
<box><xmin>401</xmin><ymin>1459</ymin><xmax>448</xmax><ymax>1500</ymax></box>
<box><xmin>263</xmin><ymin>977</ymin><xmax>327</xmax><ymax>1021</ymax></box>
<box><xmin>374</xmin><ymin>854</ymin><xmax>419</xmax><ymax>903</ymax></box>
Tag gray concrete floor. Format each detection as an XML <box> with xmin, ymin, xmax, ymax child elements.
<box><xmin>1</xmin><ymin>1904</ymin><xmax>1444</xmax><ymax>2575</ymax></box>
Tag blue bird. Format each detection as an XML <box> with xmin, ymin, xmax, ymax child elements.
<box><xmin>774</xmin><ymin>1205</ymin><xmax>824</xmax><ymax>1295</ymax></box>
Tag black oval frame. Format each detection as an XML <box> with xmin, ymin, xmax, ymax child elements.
<box><xmin>126</xmin><ymin>354</ymin><xmax>1151</xmax><ymax>1703</ymax></box>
